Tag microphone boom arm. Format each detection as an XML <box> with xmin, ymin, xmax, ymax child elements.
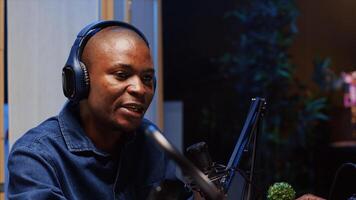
<box><xmin>220</xmin><ymin>97</ymin><xmax>266</xmax><ymax>197</ymax></box>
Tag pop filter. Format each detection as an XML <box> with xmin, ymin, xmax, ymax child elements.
<box><xmin>140</xmin><ymin>119</ymin><xmax>225</xmax><ymax>200</ymax></box>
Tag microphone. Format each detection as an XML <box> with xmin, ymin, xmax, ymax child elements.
<box><xmin>140</xmin><ymin>119</ymin><xmax>225</xmax><ymax>200</ymax></box>
<box><xmin>186</xmin><ymin>142</ymin><xmax>228</xmax><ymax>193</ymax></box>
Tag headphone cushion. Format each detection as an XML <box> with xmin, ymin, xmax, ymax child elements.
<box><xmin>79</xmin><ymin>61</ymin><xmax>90</xmax><ymax>89</ymax></box>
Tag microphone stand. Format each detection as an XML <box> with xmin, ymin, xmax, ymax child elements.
<box><xmin>220</xmin><ymin>97</ymin><xmax>266</xmax><ymax>199</ymax></box>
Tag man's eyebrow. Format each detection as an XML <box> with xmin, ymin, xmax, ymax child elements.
<box><xmin>144</xmin><ymin>68</ymin><xmax>155</xmax><ymax>73</ymax></box>
<box><xmin>112</xmin><ymin>63</ymin><xmax>132</xmax><ymax>69</ymax></box>
<box><xmin>112</xmin><ymin>63</ymin><xmax>155</xmax><ymax>73</ymax></box>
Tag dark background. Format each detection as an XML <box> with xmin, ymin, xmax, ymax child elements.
<box><xmin>162</xmin><ymin>0</ymin><xmax>356</xmax><ymax>198</ymax></box>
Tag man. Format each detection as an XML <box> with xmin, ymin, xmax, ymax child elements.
<box><xmin>7</xmin><ymin>21</ymin><xmax>176</xmax><ymax>199</ymax></box>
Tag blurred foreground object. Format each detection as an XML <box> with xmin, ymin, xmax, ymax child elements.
<box><xmin>296</xmin><ymin>194</ymin><xmax>326</xmax><ymax>200</ymax></box>
<box><xmin>342</xmin><ymin>71</ymin><xmax>356</xmax><ymax>137</ymax></box>
<box><xmin>267</xmin><ymin>182</ymin><xmax>295</xmax><ymax>200</ymax></box>
<box><xmin>343</xmin><ymin>71</ymin><xmax>356</xmax><ymax>107</ymax></box>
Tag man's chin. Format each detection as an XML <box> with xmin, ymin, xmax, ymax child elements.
<box><xmin>115</xmin><ymin>118</ymin><xmax>142</xmax><ymax>133</ymax></box>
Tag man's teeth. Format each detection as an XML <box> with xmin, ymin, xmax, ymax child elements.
<box><xmin>126</xmin><ymin>105</ymin><xmax>141</xmax><ymax>112</ymax></box>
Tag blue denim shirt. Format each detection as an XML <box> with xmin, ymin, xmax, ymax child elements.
<box><xmin>7</xmin><ymin>102</ymin><xmax>176</xmax><ymax>200</ymax></box>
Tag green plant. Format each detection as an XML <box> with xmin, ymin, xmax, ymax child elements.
<box><xmin>267</xmin><ymin>182</ymin><xmax>296</xmax><ymax>200</ymax></box>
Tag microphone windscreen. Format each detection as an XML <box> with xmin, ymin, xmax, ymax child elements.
<box><xmin>186</xmin><ymin>142</ymin><xmax>213</xmax><ymax>173</ymax></box>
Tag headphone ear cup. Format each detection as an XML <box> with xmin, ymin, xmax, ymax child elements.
<box><xmin>62</xmin><ymin>66</ymin><xmax>75</xmax><ymax>99</ymax></box>
<box><xmin>62</xmin><ymin>62</ymin><xmax>90</xmax><ymax>102</ymax></box>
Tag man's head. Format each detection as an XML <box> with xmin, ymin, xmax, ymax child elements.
<box><xmin>80</xmin><ymin>26</ymin><xmax>155</xmax><ymax>133</ymax></box>
<box><xmin>63</xmin><ymin>21</ymin><xmax>155</xmax><ymax>134</ymax></box>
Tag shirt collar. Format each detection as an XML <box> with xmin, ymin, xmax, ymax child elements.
<box><xmin>58</xmin><ymin>101</ymin><xmax>110</xmax><ymax>157</ymax></box>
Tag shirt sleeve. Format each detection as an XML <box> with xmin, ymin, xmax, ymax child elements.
<box><xmin>7</xmin><ymin>145</ymin><xmax>67</xmax><ymax>200</ymax></box>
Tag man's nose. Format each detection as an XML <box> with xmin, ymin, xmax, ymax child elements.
<box><xmin>127</xmin><ymin>76</ymin><xmax>145</xmax><ymax>95</ymax></box>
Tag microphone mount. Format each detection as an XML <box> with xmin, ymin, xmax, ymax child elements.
<box><xmin>220</xmin><ymin>97</ymin><xmax>266</xmax><ymax>198</ymax></box>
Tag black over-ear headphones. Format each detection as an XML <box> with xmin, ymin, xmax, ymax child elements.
<box><xmin>62</xmin><ymin>20</ymin><xmax>151</xmax><ymax>103</ymax></box>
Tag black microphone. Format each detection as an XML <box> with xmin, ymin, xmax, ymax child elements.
<box><xmin>140</xmin><ymin>119</ymin><xmax>225</xmax><ymax>200</ymax></box>
<box><xmin>186</xmin><ymin>142</ymin><xmax>228</xmax><ymax>193</ymax></box>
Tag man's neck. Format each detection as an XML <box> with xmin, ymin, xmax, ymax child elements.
<box><xmin>78</xmin><ymin>103</ymin><xmax>123</xmax><ymax>154</ymax></box>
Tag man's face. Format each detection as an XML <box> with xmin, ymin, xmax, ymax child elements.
<box><xmin>83</xmin><ymin>29</ymin><xmax>154</xmax><ymax>133</ymax></box>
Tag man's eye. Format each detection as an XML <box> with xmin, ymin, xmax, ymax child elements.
<box><xmin>142</xmin><ymin>74</ymin><xmax>154</xmax><ymax>84</ymax></box>
<box><xmin>115</xmin><ymin>72</ymin><xmax>129</xmax><ymax>80</ymax></box>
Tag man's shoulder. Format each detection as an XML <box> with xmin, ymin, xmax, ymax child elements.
<box><xmin>11</xmin><ymin>116</ymin><xmax>63</xmax><ymax>152</ymax></box>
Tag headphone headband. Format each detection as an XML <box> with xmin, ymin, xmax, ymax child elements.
<box><xmin>77</xmin><ymin>20</ymin><xmax>149</xmax><ymax>46</ymax></box>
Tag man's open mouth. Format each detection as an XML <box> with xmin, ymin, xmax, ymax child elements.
<box><xmin>122</xmin><ymin>103</ymin><xmax>145</xmax><ymax>114</ymax></box>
